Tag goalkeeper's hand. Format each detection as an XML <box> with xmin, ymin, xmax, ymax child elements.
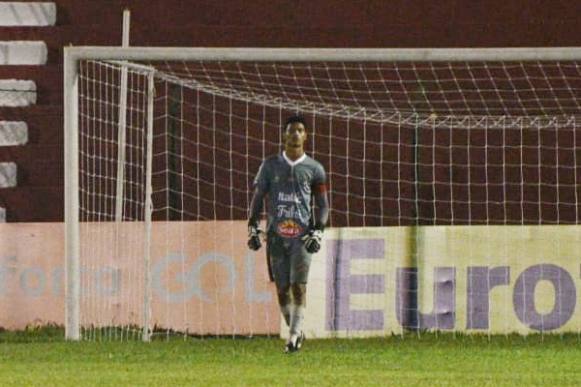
<box><xmin>248</xmin><ymin>225</ymin><xmax>263</xmax><ymax>251</ymax></box>
<box><xmin>302</xmin><ymin>229</ymin><xmax>323</xmax><ymax>254</ymax></box>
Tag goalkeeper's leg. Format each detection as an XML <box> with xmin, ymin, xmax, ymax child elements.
<box><xmin>268</xmin><ymin>236</ymin><xmax>292</xmax><ymax>327</ymax></box>
<box><xmin>277</xmin><ymin>287</ymin><xmax>292</xmax><ymax>327</ymax></box>
<box><xmin>289</xmin><ymin>283</ymin><xmax>306</xmax><ymax>350</ymax></box>
<box><xmin>287</xmin><ymin>241</ymin><xmax>312</xmax><ymax>351</ymax></box>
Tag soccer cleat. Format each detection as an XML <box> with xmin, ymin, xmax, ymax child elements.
<box><xmin>284</xmin><ymin>341</ymin><xmax>295</xmax><ymax>353</ymax></box>
<box><xmin>295</xmin><ymin>331</ymin><xmax>305</xmax><ymax>350</ymax></box>
<box><xmin>284</xmin><ymin>332</ymin><xmax>305</xmax><ymax>354</ymax></box>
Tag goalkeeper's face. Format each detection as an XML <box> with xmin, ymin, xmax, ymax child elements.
<box><xmin>284</xmin><ymin>122</ymin><xmax>307</xmax><ymax>149</ymax></box>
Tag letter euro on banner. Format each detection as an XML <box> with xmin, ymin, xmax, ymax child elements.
<box><xmin>301</xmin><ymin>225</ymin><xmax>581</xmax><ymax>338</ymax></box>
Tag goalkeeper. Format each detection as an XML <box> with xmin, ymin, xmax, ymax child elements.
<box><xmin>247</xmin><ymin>115</ymin><xmax>329</xmax><ymax>353</ymax></box>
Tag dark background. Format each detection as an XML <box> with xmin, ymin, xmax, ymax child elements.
<box><xmin>2</xmin><ymin>0</ymin><xmax>581</xmax><ymax>223</ymax></box>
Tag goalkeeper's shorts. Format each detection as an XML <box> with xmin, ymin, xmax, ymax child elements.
<box><xmin>267</xmin><ymin>233</ymin><xmax>312</xmax><ymax>288</ymax></box>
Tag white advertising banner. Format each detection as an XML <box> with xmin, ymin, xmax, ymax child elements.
<box><xmin>1</xmin><ymin>223</ymin><xmax>581</xmax><ymax>336</ymax></box>
<box><xmin>0</xmin><ymin>222</ymin><xmax>280</xmax><ymax>333</ymax></box>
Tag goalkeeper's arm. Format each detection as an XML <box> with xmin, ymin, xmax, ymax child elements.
<box><xmin>247</xmin><ymin>187</ymin><xmax>266</xmax><ymax>250</ymax></box>
<box><xmin>313</xmin><ymin>186</ymin><xmax>329</xmax><ymax>231</ymax></box>
<box><xmin>303</xmin><ymin>186</ymin><xmax>329</xmax><ymax>253</ymax></box>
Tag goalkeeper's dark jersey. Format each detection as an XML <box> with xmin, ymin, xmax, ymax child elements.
<box><xmin>253</xmin><ymin>152</ymin><xmax>326</xmax><ymax>239</ymax></box>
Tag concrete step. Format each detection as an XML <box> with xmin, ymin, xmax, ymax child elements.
<box><xmin>0</xmin><ymin>79</ymin><xmax>36</xmax><ymax>106</ymax></box>
<box><xmin>0</xmin><ymin>105</ymin><xmax>62</xmax><ymax>145</ymax></box>
<box><xmin>0</xmin><ymin>144</ymin><xmax>61</xmax><ymax>190</ymax></box>
<box><xmin>0</xmin><ymin>161</ymin><xmax>17</xmax><ymax>187</ymax></box>
<box><xmin>0</xmin><ymin>2</ymin><xmax>56</xmax><ymax>26</ymax></box>
<box><xmin>0</xmin><ymin>121</ymin><xmax>27</xmax><ymax>145</ymax></box>
<box><xmin>0</xmin><ymin>41</ymin><xmax>47</xmax><ymax>65</ymax></box>
<box><xmin>0</xmin><ymin>153</ymin><xmax>61</xmax><ymax>187</ymax></box>
<box><xmin>0</xmin><ymin>65</ymin><xmax>62</xmax><ymax>105</ymax></box>
<box><xmin>0</xmin><ymin>186</ymin><xmax>62</xmax><ymax>221</ymax></box>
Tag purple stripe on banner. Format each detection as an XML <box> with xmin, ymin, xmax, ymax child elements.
<box><xmin>347</xmin><ymin>239</ymin><xmax>384</xmax><ymax>260</ymax></box>
<box><xmin>350</xmin><ymin>274</ymin><xmax>384</xmax><ymax>294</ymax></box>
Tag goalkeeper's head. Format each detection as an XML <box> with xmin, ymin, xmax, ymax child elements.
<box><xmin>283</xmin><ymin>115</ymin><xmax>308</xmax><ymax>149</ymax></box>
<box><xmin>284</xmin><ymin>115</ymin><xmax>307</xmax><ymax>130</ymax></box>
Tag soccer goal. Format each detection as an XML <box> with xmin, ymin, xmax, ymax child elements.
<box><xmin>65</xmin><ymin>47</ymin><xmax>581</xmax><ymax>341</ymax></box>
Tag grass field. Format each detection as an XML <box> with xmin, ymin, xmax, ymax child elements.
<box><xmin>1</xmin><ymin>328</ymin><xmax>581</xmax><ymax>386</ymax></box>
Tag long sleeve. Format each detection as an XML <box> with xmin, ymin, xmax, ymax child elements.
<box><xmin>311</xmin><ymin>161</ymin><xmax>329</xmax><ymax>231</ymax></box>
<box><xmin>248</xmin><ymin>160</ymin><xmax>270</xmax><ymax>227</ymax></box>
<box><xmin>313</xmin><ymin>189</ymin><xmax>329</xmax><ymax>230</ymax></box>
<box><xmin>248</xmin><ymin>187</ymin><xmax>266</xmax><ymax>227</ymax></box>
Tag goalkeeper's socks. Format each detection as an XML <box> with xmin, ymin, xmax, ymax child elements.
<box><xmin>289</xmin><ymin>304</ymin><xmax>305</xmax><ymax>337</ymax></box>
<box><xmin>280</xmin><ymin>304</ymin><xmax>291</xmax><ymax>327</ymax></box>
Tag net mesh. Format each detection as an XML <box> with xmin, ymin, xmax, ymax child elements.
<box><xmin>76</xmin><ymin>57</ymin><xmax>581</xmax><ymax>340</ymax></box>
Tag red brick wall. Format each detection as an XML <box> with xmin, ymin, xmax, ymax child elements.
<box><xmin>5</xmin><ymin>0</ymin><xmax>581</xmax><ymax>222</ymax></box>
<box><xmin>19</xmin><ymin>0</ymin><xmax>575</xmax><ymax>50</ymax></box>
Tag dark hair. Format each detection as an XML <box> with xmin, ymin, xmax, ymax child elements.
<box><xmin>284</xmin><ymin>115</ymin><xmax>307</xmax><ymax>131</ymax></box>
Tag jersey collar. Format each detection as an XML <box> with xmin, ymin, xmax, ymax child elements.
<box><xmin>282</xmin><ymin>151</ymin><xmax>307</xmax><ymax>167</ymax></box>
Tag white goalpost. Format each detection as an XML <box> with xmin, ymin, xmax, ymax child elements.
<box><xmin>65</xmin><ymin>47</ymin><xmax>581</xmax><ymax>341</ymax></box>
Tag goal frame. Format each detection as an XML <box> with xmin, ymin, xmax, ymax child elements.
<box><xmin>64</xmin><ymin>46</ymin><xmax>581</xmax><ymax>340</ymax></box>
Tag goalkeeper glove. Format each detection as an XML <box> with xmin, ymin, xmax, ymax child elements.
<box><xmin>302</xmin><ymin>228</ymin><xmax>323</xmax><ymax>254</ymax></box>
<box><xmin>248</xmin><ymin>225</ymin><xmax>263</xmax><ymax>251</ymax></box>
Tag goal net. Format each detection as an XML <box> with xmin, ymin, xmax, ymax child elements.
<box><xmin>65</xmin><ymin>48</ymin><xmax>581</xmax><ymax>340</ymax></box>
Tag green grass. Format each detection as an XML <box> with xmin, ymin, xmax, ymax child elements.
<box><xmin>1</xmin><ymin>328</ymin><xmax>581</xmax><ymax>386</ymax></box>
